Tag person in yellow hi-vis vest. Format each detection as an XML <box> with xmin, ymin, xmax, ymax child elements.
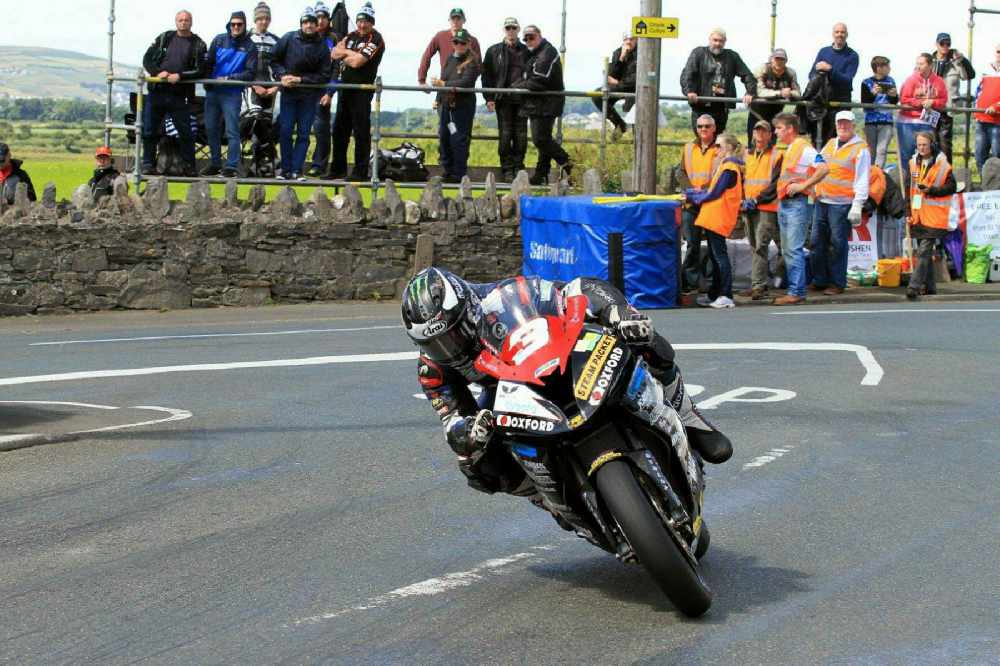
<box><xmin>678</xmin><ymin>114</ymin><xmax>720</xmax><ymax>292</ymax></box>
<box><xmin>741</xmin><ymin>119</ymin><xmax>785</xmax><ymax>300</ymax></box>
<box><xmin>684</xmin><ymin>133</ymin><xmax>744</xmax><ymax>309</ymax></box>
<box><xmin>906</xmin><ymin>131</ymin><xmax>957</xmax><ymax>300</ymax></box>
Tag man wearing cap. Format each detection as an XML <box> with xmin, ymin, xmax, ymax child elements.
<box><xmin>932</xmin><ymin>32</ymin><xmax>975</xmax><ymax>162</ymax></box>
<box><xmin>432</xmin><ymin>29</ymin><xmax>481</xmax><ymax>182</ymax></box>
<box><xmin>741</xmin><ymin>120</ymin><xmax>784</xmax><ymax>300</ymax></box>
<box><xmin>88</xmin><ymin>146</ymin><xmax>121</xmax><ymax>200</ymax></box>
<box><xmin>811</xmin><ymin>110</ymin><xmax>869</xmax><ymax>295</ymax></box>
<box><xmin>308</xmin><ymin>1</ymin><xmax>346</xmax><ymax>178</ymax></box>
<box><xmin>511</xmin><ymin>25</ymin><xmax>572</xmax><ymax>186</ymax></box>
<box><xmin>202</xmin><ymin>11</ymin><xmax>257</xmax><ymax>178</ymax></box>
<box><xmin>418</xmin><ymin>9</ymin><xmax>482</xmax><ymax>89</ymax></box>
<box><xmin>250</xmin><ymin>3</ymin><xmax>280</xmax><ymax>110</ymax></box>
<box><xmin>482</xmin><ymin>18</ymin><xmax>528</xmax><ymax>181</ymax></box>
<box><xmin>271</xmin><ymin>7</ymin><xmax>334</xmax><ymax>181</ymax></box>
<box><xmin>0</xmin><ymin>143</ymin><xmax>36</xmax><ymax>206</ymax></box>
<box><xmin>329</xmin><ymin>2</ymin><xmax>385</xmax><ymax>180</ymax></box>
<box><xmin>594</xmin><ymin>34</ymin><xmax>638</xmax><ymax>142</ymax></box>
<box><xmin>808</xmin><ymin>23</ymin><xmax>859</xmax><ymax>145</ymax></box>
<box><xmin>680</xmin><ymin>28</ymin><xmax>756</xmax><ymax>133</ymax></box>
<box><xmin>748</xmin><ymin>49</ymin><xmax>799</xmax><ymax>146</ymax></box>
<box><xmin>141</xmin><ymin>10</ymin><xmax>207</xmax><ymax>176</ymax></box>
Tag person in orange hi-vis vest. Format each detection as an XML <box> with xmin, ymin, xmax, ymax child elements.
<box><xmin>685</xmin><ymin>133</ymin><xmax>744</xmax><ymax>309</ymax></box>
<box><xmin>811</xmin><ymin>110</ymin><xmax>870</xmax><ymax>295</ymax></box>
<box><xmin>741</xmin><ymin>119</ymin><xmax>785</xmax><ymax>300</ymax></box>
<box><xmin>906</xmin><ymin>131</ymin><xmax>956</xmax><ymax>300</ymax></box>
<box><xmin>772</xmin><ymin>112</ymin><xmax>830</xmax><ymax>305</ymax></box>
<box><xmin>678</xmin><ymin>114</ymin><xmax>721</xmax><ymax>293</ymax></box>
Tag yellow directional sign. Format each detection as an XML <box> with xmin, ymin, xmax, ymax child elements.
<box><xmin>632</xmin><ymin>16</ymin><xmax>680</xmax><ymax>39</ymax></box>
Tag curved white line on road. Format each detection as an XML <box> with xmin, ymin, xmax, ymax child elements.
<box><xmin>0</xmin><ymin>344</ymin><xmax>883</xmax><ymax>388</ymax></box>
<box><xmin>29</xmin><ymin>325</ymin><xmax>401</xmax><ymax>347</ymax></box>
<box><xmin>0</xmin><ymin>400</ymin><xmax>119</xmax><ymax>410</ymax></box>
<box><xmin>0</xmin><ymin>401</ymin><xmax>193</xmax><ymax>442</ymax></box>
<box><xmin>673</xmin><ymin>343</ymin><xmax>884</xmax><ymax>386</ymax></box>
<box><xmin>72</xmin><ymin>406</ymin><xmax>193</xmax><ymax>434</ymax></box>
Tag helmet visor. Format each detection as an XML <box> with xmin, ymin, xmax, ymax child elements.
<box><xmin>418</xmin><ymin>322</ymin><xmax>480</xmax><ymax>364</ymax></box>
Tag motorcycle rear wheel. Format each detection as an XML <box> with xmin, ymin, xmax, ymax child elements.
<box><xmin>595</xmin><ymin>459</ymin><xmax>713</xmax><ymax>617</ymax></box>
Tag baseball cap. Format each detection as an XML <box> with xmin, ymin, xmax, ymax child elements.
<box><xmin>835</xmin><ymin>110</ymin><xmax>855</xmax><ymax>123</ymax></box>
<box><xmin>753</xmin><ymin>119</ymin><xmax>772</xmax><ymax>131</ymax></box>
<box><xmin>503</xmin><ymin>17</ymin><xmax>519</xmax><ymax>29</ymax></box>
<box><xmin>771</xmin><ymin>48</ymin><xmax>788</xmax><ymax>60</ymax></box>
<box><xmin>95</xmin><ymin>146</ymin><xmax>113</xmax><ymax>157</ymax></box>
<box><xmin>936</xmin><ymin>32</ymin><xmax>951</xmax><ymax>44</ymax></box>
<box><xmin>449</xmin><ymin>7</ymin><xmax>465</xmax><ymax>19</ymax></box>
<box><xmin>0</xmin><ymin>143</ymin><xmax>9</xmax><ymax>159</ymax></box>
<box><xmin>452</xmin><ymin>29</ymin><xmax>470</xmax><ymax>44</ymax></box>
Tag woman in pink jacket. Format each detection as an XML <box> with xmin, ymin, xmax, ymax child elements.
<box><xmin>897</xmin><ymin>53</ymin><xmax>948</xmax><ymax>184</ymax></box>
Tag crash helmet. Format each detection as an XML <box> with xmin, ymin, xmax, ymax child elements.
<box><xmin>401</xmin><ymin>267</ymin><xmax>483</xmax><ymax>367</ymax></box>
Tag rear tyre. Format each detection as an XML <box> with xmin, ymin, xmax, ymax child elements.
<box><xmin>595</xmin><ymin>459</ymin><xmax>712</xmax><ymax>617</ymax></box>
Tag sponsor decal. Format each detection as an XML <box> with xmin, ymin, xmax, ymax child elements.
<box><xmin>424</xmin><ymin>319</ymin><xmax>448</xmax><ymax>337</ymax></box>
<box><xmin>494</xmin><ymin>381</ymin><xmax>560</xmax><ymax>419</ymax></box>
<box><xmin>573</xmin><ymin>331</ymin><xmax>602</xmax><ymax>353</ymax></box>
<box><xmin>574</xmin><ymin>335</ymin><xmax>617</xmax><ymax>400</ymax></box>
<box><xmin>496</xmin><ymin>413</ymin><xmax>556</xmax><ymax>432</ymax></box>
<box><xmin>569</xmin><ymin>414</ymin><xmax>585</xmax><ymax>429</ymax></box>
<box><xmin>534</xmin><ymin>357</ymin><xmax>560</xmax><ymax>378</ymax></box>
<box><xmin>529</xmin><ymin>241</ymin><xmax>576</xmax><ymax>266</ymax></box>
<box><xmin>588</xmin><ymin>346</ymin><xmax>623</xmax><ymax>405</ymax></box>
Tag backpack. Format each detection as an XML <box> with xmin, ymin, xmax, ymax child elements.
<box><xmin>374</xmin><ymin>142</ymin><xmax>430</xmax><ymax>182</ymax></box>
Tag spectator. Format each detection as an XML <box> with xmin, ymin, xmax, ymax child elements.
<box><xmin>812</xmin><ymin>110</ymin><xmax>870</xmax><ymax>295</ymax></box>
<box><xmin>594</xmin><ymin>33</ymin><xmax>637</xmax><ymax>142</ymax></box>
<box><xmin>808</xmin><ymin>23</ymin><xmax>859</xmax><ymax>145</ymax></box>
<box><xmin>140</xmin><ymin>10</ymin><xmax>207</xmax><ymax>177</ymax></box>
<box><xmin>249</xmin><ymin>3</ymin><xmax>280</xmax><ymax>110</ymax></box>
<box><xmin>418</xmin><ymin>8</ymin><xmax>482</xmax><ymax>88</ymax></box>
<box><xmin>741</xmin><ymin>120</ymin><xmax>784</xmax><ymax>300</ymax></box>
<box><xmin>482</xmin><ymin>17</ymin><xmax>528</xmax><ymax>182</ymax></box>
<box><xmin>932</xmin><ymin>33</ymin><xmax>975</xmax><ymax>162</ymax></box>
<box><xmin>307</xmin><ymin>2</ymin><xmax>345</xmax><ymax>178</ymax></box>
<box><xmin>906</xmin><ymin>131</ymin><xmax>956</xmax><ymax>300</ymax></box>
<box><xmin>974</xmin><ymin>47</ymin><xmax>1000</xmax><ymax>172</ymax></box>
<box><xmin>898</xmin><ymin>53</ymin><xmax>947</xmax><ymax>186</ymax></box>
<box><xmin>772</xmin><ymin>112</ymin><xmax>830</xmax><ymax>306</ymax></box>
<box><xmin>202</xmin><ymin>11</ymin><xmax>257</xmax><ymax>178</ymax></box>
<box><xmin>432</xmin><ymin>29</ymin><xmax>480</xmax><ymax>183</ymax></box>
<box><xmin>747</xmin><ymin>48</ymin><xmax>799</xmax><ymax>145</ymax></box>
<box><xmin>677</xmin><ymin>114</ymin><xmax>719</xmax><ymax>292</ymax></box>
<box><xmin>686</xmin><ymin>133</ymin><xmax>744</xmax><ymax>309</ymax></box>
<box><xmin>680</xmin><ymin>28</ymin><xmax>756</xmax><ymax>133</ymax></box>
<box><xmin>329</xmin><ymin>2</ymin><xmax>385</xmax><ymax>180</ymax></box>
<box><xmin>0</xmin><ymin>143</ymin><xmax>36</xmax><ymax>205</ymax></box>
<box><xmin>860</xmin><ymin>56</ymin><xmax>898</xmax><ymax>168</ymax></box>
<box><xmin>512</xmin><ymin>25</ymin><xmax>572</xmax><ymax>186</ymax></box>
<box><xmin>271</xmin><ymin>7</ymin><xmax>333</xmax><ymax>181</ymax></box>
<box><xmin>88</xmin><ymin>146</ymin><xmax>120</xmax><ymax>200</ymax></box>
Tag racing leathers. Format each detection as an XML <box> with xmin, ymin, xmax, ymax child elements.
<box><xmin>415</xmin><ymin>276</ymin><xmax>732</xmax><ymax>496</ymax></box>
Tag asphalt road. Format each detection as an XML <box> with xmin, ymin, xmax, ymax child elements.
<box><xmin>1</xmin><ymin>302</ymin><xmax>999</xmax><ymax>665</ymax></box>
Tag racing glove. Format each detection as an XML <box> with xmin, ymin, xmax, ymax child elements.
<box><xmin>615</xmin><ymin>314</ymin><xmax>655</xmax><ymax>346</ymax></box>
<box><xmin>848</xmin><ymin>201</ymin><xmax>864</xmax><ymax>227</ymax></box>
<box><xmin>464</xmin><ymin>409</ymin><xmax>494</xmax><ymax>452</ymax></box>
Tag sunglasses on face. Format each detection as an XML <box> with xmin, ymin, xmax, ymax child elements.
<box><xmin>452</xmin><ymin>40</ymin><xmax>465</xmax><ymax>45</ymax></box>
<box><xmin>524</xmin><ymin>34</ymin><xmax>538</xmax><ymax>40</ymax></box>
<box><xmin>230</xmin><ymin>22</ymin><xmax>245</xmax><ymax>27</ymax></box>
<box><xmin>505</xmin><ymin>26</ymin><xmax>518</xmax><ymax>31</ymax></box>
<box><xmin>697</xmin><ymin>124</ymin><xmax>713</xmax><ymax>129</ymax></box>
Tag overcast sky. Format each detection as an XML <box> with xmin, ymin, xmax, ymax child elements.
<box><xmin>5</xmin><ymin>0</ymin><xmax>993</xmax><ymax>111</ymax></box>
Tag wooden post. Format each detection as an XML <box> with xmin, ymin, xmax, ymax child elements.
<box><xmin>633</xmin><ymin>0</ymin><xmax>662</xmax><ymax>195</ymax></box>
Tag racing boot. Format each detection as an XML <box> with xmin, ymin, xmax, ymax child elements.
<box><xmin>662</xmin><ymin>371</ymin><xmax>733</xmax><ymax>464</ymax></box>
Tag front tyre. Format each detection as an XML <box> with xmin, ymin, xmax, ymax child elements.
<box><xmin>595</xmin><ymin>460</ymin><xmax>712</xmax><ymax>617</ymax></box>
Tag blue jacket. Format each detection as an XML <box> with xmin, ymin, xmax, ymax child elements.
<box><xmin>205</xmin><ymin>29</ymin><xmax>257</xmax><ymax>95</ymax></box>
<box><xmin>811</xmin><ymin>45</ymin><xmax>859</xmax><ymax>101</ymax></box>
<box><xmin>271</xmin><ymin>29</ymin><xmax>334</xmax><ymax>97</ymax></box>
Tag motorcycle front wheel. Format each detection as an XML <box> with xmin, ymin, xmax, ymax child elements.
<box><xmin>595</xmin><ymin>459</ymin><xmax>713</xmax><ymax>617</ymax></box>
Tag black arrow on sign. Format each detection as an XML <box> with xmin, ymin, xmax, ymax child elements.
<box><xmin>667</xmin><ymin>24</ymin><xmax>676</xmax><ymax>32</ymax></box>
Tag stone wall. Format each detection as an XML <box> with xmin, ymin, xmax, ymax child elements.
<box><xmin>0</xmin><ymin>172</ymin><xmax>562</xmax><ymax>316</ymax></box>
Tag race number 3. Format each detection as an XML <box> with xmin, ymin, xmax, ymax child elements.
<box><xmin>510</xmin><ymin>318</ymin><xmax>550</xmax><ymax>365</ymax></box>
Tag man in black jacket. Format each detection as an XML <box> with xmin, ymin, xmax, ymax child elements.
<box><xmin>88</xmin><ymin>146</ymin><xmax>120</xmax><ymax>200</ymax></box>
<box><xmin>482</xmin><ymin>18</ymin><xmax>528</xmax><ymax>182</ymax></box>
<box><xmin>680</xmin><ymin>28</ymin><xmax>756</xmax><ymax>133</ymax></box>
<box><xmin>594</xmin><ymin>34</ymin><xmax>637</xmax><ymax>141</ymax></box>
<box><xmin>141</xmin><ymin>10</ymin><xmax>207</xmax><ymax>177</ymax></box>
<box><xmin>511</xmin><ymin>25</ymin><xmax>571</xmax><ymax>186</ymax></box>
<box><xmin>431</xmin><ymin>30</ymin><xmax>481</xmax><ymax>183</ymax></box>
<box><xmin>0</xmin><ymin>143</ymin><xmax>36</xmax><ymax>206</ymax></box>
<box><xmin>272</xmin><ymin>7</ymin><xmax>334</xmax><ymax>180</ymax></box>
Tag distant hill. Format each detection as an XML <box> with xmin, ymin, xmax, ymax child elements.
<box><xmin>0</xmin><ymin>46</ymin><xmax>137</xmax><ymax>104</ymax></box>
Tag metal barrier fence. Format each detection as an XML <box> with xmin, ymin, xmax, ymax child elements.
<box><xmin>107</xmin><ymin>72</ymin><xmax>994</xmax><ymax>195</ymax></box>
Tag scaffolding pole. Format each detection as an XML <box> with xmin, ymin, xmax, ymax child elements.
<box><xmin>770</xmin><ymin>0</ymin><xmax>778</xmax><ymax>53</ymax></box>
<box><xmin>556</xmin><ymin>0</ymin><xmax>568</xmax><ymax>146</ymax></box>
<box><xmin>104</xmin><ymin>0</ymin><xmax>116</xmax><ymax>148</ymax></box>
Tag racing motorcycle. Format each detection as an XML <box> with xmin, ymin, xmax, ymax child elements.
<box><xmin>474</xmin><ymin>278</ymin><xmax>712</xmax><ymax>617</ymax></box>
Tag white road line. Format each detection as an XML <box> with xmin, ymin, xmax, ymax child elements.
<box><xmin>772</xmin><ymin>308</ymin><xmax>1000</xmax><ymax>316</ymax></box>
<box><xmin>0</xmin><ymin>401</ymin><xmax>193</xmax><ymax>448</ymax></box>
<box><xmin>288</xmin><ymin>544</ymin><xmax>559</xmax><ymax>627</ymax></box>
<box><xmin>72</xmin><ymin>406</ymin><xmax>193</xmax><ymax>434</ymax></box>
<box><xmin>674</xmin><ymin>343</ymin><xmax>884</xmax><ymax>386</ymax></box>
<box><xmin>743</xmin><ymin>446</ymin><xmax>795</xmax><ymax>470</ymax></box>
<box><xmin>29</xmin><ymin>325</ymin><xmax>401</xmax><ymax>347</ymax></box>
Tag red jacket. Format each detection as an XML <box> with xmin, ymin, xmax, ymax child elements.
<box><xmin>417</xmin><ymin>29</ymin><xmax>481</xmax><ymax>84</ymax></box>
<box><xmin>898</xmin><ymin>72</ymin><xmax>948</xmax><ymax>120</ymax></box>
<box><xmin>976</xmin><ymin>73</ymin><xmax>1000</xmax><ymax>124</ymax></box>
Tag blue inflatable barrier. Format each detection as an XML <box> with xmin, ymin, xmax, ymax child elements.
<box><xmin>520</xmin><ymin>195</ymin><xmax>681</xmax><ymax>308</ymax></box>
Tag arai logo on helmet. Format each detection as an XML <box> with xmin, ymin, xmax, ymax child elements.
<box><xmin>424</xmin><ymin>319</ymin><xmax>448</xmax><ymax>336</ymax></box>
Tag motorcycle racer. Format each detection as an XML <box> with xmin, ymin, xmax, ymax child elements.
<box><xmin>402</xmin><ymin>268</ymin><xmax>733</xmax><ymax>495</ymax></box>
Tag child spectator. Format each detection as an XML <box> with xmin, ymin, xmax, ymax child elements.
<box><xmin>860</xmin><ymin>56</ymin><xmax>898</xmax><ymax>168</ymax></box>
<box><xmin>88</xmin><ymin>146</ymin><xmax>121</xmax><ymax>200</ymax></box>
